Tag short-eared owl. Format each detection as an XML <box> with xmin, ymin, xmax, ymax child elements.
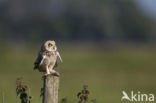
<box><xmin>34</xmin><ymin>40</ymin><xmax>62</xmax><ymax>76</ymax></box>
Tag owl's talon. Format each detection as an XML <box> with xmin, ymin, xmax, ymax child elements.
<box><xmin>51</xmin><ymin>72</ymin><xmax>60</xmax><ymax>77</ymax></box>
<box><xmin>44</xmin><ymin>73</ymin><xmax>50</xmax><ymax>76</ymax></box>
<box><xmin>44</xmin><ymin>72</ymin><xmax>59</xmax><ymax>77</ymax></box>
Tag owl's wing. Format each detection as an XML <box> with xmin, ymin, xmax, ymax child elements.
<box><xmin>54</xmin><ymin>51</ymin><xmax>62</xmax><ymax>67</ymax></box>
<box><xmin>34</xmin><ymin>51</ymin><xmax>43</xmax><ymax>69</ymax></box>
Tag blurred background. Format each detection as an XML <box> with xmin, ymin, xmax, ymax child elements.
<box><xmin>0</xmin><ymin>0</ymin><xmax>156</xmax><ymax>103</ymax></box>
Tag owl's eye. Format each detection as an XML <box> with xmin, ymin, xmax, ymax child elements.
<box><xmin>48</xmin><ymin>43</ymin><xmax>52</xmax><ymax>47</ymax></box>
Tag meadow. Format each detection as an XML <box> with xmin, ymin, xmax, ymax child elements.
<box><xmin>0</xmin><ymin>43</ymin><xmax>156</xmax><ymax>103</ymax></box>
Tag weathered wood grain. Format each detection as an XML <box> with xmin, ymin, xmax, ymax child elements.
<box><xmin>43</xmin><ymin>75</ymin><xmax>59</xmax><ymax>103</ymax></box>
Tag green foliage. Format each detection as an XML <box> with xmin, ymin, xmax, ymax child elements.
<box><xmin>0</xmin><ymin>44</ymin><xmax>156</xmax><ymax>103</ymax></box>
<box><xmin>16</xmin><ymin>78</ymin><xmax>32</xmax><ymax>103</ymax></box>
<box><xmin>61</xmin><ymin>98</ymin><xmax>68</xmax><ymax>103</ymax></box>
<box><xmin>90</xmin><ymin>99</ymin><xmax>96</xmax><ymax>103</ymax></box>
<box><xmin>0</xmin><ymin>0</ymin><xmax>155</xmax><ymax>42</ymax></box>
<box><xmin>77</xmin><ymin>85</ymin><xmax>90</xmax><ymax>103</ymax></box>
<box><xmin>60</xmin><ymin>85</ymin><xmax>96</xmax><ymax>103</ymax></box>
<box><xmin>40</xmin><ymin>88</ymin><xmax>44</xmax><ymax>98</ymax></box>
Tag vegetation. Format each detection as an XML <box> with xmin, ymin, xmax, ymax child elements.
<box><xmin>0</xmin><ymin>1</ymin><xmax>155</xmax><ymax>103</ymax></box>
<box><xmin>16</xmin><ymin>78</ymin><xmax>32</xmax><ymax>103</ymax></box>
<box><xmin>0</xmin><ymin>0</ymin><xmax>155</xmax><ymax>42</ymax></box>
<box><xmin>77</xmin><ymin>85</ymin><xmax>90</xmax><ymax>103</ymax></box>
<box><xmin>61</xmin><ymin>85</ymin><xmax>96</xmax><ymax>103</ymax></box>
<box><xmin>0</xmin><ymin>44</ymin><xmax>156</xmax><ymax>103</ymax></box>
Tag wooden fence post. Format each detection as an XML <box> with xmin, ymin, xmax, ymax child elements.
<box><xmin>43</xmin><ymin>75</ymin><xmax>59</xmax><ymax>103</ymax></box>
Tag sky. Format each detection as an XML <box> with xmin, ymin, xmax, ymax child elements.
<box><xmin>135</xmin><ymin>0</ymin><xmax>156</xmax><ymax>19</ymax></box>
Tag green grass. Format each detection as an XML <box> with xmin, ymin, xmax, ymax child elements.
<box><xmin>0</xmin><ymin>44</ymin><xmax>156</xmax><ymax>103</ymax></box>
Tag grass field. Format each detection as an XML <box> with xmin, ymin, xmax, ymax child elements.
<box><xmin>0</xmin><ymin>43</ymin><xmax>156</xmax><ymax>103</ymax></box>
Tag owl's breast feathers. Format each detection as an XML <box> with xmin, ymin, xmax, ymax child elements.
<box><xmin>34</xmin><ymin>51</ymin><xmax>60</xmax><ymax>71</ymax></box>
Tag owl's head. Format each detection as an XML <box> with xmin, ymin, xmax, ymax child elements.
<box><xmin>41</xmin><ymin>40</ymin><xmax>57</xmax><ymax>52</ymax></box>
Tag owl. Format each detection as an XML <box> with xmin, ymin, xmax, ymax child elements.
<box><xmin>34</xmin><ymin>40</ymin><xmax>62</xmax><ymax>76</ymax></box>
